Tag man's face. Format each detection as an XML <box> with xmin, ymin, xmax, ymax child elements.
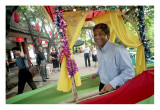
<box><xmin>85</xmin><ymin>44</ymin><xmax>88</xmax><ymax>48</ymax></box>
<box><xmin>38</xmin><ymin>47</ymin><xmax>43</xmax><ymax>51</ymax></box>
<box><xmin>13</xmin><ymin>50</ymin><xmax>20</xmax><ymax>56</ymax></box>
<box><xmin>52</xmin><ymin>48</ymin><xmax>55</xmax><ymax>51</ymax></box>
<box><xmin>94</xmin><ymin>29</ymin><xmax>108</xmax><ymax>48</ymax></box>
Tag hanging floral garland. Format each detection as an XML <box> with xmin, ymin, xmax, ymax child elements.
<box><xmin>61</xmin><ymin>6</ymin><xmax>132</xmax><ymax>11</ymax></box>
<box><xmin>55</xmin><ymin>9</ymin><xmax>63</xmax><ymax>39</ymax></box>
<box><xmin>55</xmin><ymin>7</ymin><xmax>79</xmax><ymax>78</ymax></box>
<box><xmin>137</xmin><ymin>6</ymin><xmax>152</xmax><ymax>60</ymax></box>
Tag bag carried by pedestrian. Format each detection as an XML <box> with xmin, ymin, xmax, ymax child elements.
<box><xmin>22</xmin><ymin>57</ymin><xmax>38</xmax><ymax>78</ymax></box>
<box><xmin>29</xmin><ymin>65</ymin><xmax>38</xmax><ymax>77</ymax></box>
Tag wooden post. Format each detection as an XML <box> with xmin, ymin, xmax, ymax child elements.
<box><xmin>71</xmin><ymin>76</ymin><xmax>78</xmax><ymax>102</ymax></box>
<box><xmin>22</xmin><ymin>38</ymin><xmax>31</xmax><ymax>66</ymax></box>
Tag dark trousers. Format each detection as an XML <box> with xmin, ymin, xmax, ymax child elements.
<box><xmin>84</xmin><ymin>53</ymin><xmax>90</xmax><ymax>67</ymax></box>
<box><xmin>99</xmin><ymin>82</ymin><xmax>105</xmax><ymax>92</ymax></box>
<box><xmin>18</xmin><ymin>69</ymin><xmax>37</xmax><ymax>94</ymax></box>
<box><xmin>40</xmin><ymin>60</ymin><xmax>47</xmax><ymax>81</ymax></box>
<box><xmin>59</xmin><ymin>63</ymin><xmax>61</xmax><ymax>68</ymax></box>
<box><xmin>6</xmin><ymin>65</ymin><xmax>9</xmax><ymax>72</ymax></box>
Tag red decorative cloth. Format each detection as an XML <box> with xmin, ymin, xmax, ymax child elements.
<box><xmin>13</xmin><ymin>12</ymin><xmax>20</xmax><ymax>23</ymax></box>
<box><xmin>77</xmin><ymin>68</ymin><xmax>154</xmax><ymax>104</ymax></box>
<box><xmin>49</xmin><ymin>31</ymin><xmax>52</xmax><ymax>36</ymax></box>
<box><xmin>36</xmin><ymin>24</ymin><xmax>40</xmax><ymax>31</ymax></box>
<box><xmin>44</xmin><ymin>6</ymin><xmax>56</xmax><ymax>22</ymax></box>
<box><xmin>58</xmin><ymin>46</ymin><xmax>71</xmax><ymax>63</ymax></box>
<box><xmin>44</xmin><ymin>6</ymin><xmax>107</xmax><ymax>22</ymax></box>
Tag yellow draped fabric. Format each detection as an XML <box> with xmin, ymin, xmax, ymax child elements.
<box><xmin>57</xmin><ymin>11</ymin><xmax>86</xmax><ymax>92</ymax></box>
<box><xmin>92</xmin><ymin>11</ymin><xmax>145</xmax><ymax>75</ymax></box>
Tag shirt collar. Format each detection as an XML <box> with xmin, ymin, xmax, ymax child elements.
<box><xmin>16</xmin><ymin>55</ymin><xmax>21</xmax><ymax>58</ymax></box>
<box><xmin>98</xmin><ymin>40</ymin><xmax>111</xmax><ymax>52</ymax></box>
<box><xmin>38</xmin><ymin>51</ymin><xmax>43</xmax><ymax>53</ymax></box>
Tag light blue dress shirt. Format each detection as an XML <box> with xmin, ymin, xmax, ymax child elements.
<box><xmin>96</xmin><ymin>40</ymin><xmax>135</xmax><ymax>89</ymax></box>
<box><xmin>16</xmin><ymin>54</ymin><xmax>29</xmax><ymax>70</ymax></box>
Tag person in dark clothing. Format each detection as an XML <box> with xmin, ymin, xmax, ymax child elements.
<box><xmin>75</xmin><ymin>48</ymin><xmax>78</xmax><ymax>53</ymax></box>
<box><xmin>37</xmin><ymin>46</ymin><xmax>49</xmax><ymax>82</ymax></box>
<box><xmin>51</xmin><ymin>47</ymin><xmax>59</xmax><ymax>73</ymax></box>
<box><xmin>12</xmin><ymin>47</ymin><xmax>37</xmax><ymax>94</ymax></box>
<box><xmin>83</xmin><ymin>43</ymin><xmax>91</xmax><ymax>67</ymax></box>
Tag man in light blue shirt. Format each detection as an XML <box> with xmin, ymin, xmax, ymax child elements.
<box><xmin>12</xmin><ymin>47</ymin><xmax>37</xmax><ymax>94</ymax></box>
<box><xmin>90</xmin><ymin>23</ymin><xmax>135</xmax><ymax>93</ymax></box>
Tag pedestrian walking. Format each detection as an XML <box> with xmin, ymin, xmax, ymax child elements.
<box><xmin>12</xmin><ymin>47</ymin><xmax>37</xmax><ymax>94</ymax></box>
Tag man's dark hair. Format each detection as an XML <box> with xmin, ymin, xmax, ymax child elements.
<box><xmin>93</xmin><ymin>23</ymin><xmax>110</xmax><ymax>35</ymax></box>
<box><xmin>12</xmin><ymin>47</ymin><xmax>21</xmax><ymax>51</ymax></box>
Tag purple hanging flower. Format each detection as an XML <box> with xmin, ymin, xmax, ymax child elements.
<box><xmin>56</xmin><ymin>7</ymin><xmax>79</xmax><ymax>78</ymax></box>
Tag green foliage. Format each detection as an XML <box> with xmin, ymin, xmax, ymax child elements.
<box><xmin>16</xmin><ymin>6</ymin><xmax>60</xmax><ymax>43</ymax></box>
<box><xmin>86</xmin><ymin>40</ymin><xmax>93</xmax><ymax>49</ymax></box>
<box><xmin>62</xmin><ymin>6</ymin><xmax>133</xmax><ymax>11</ymax></box>
<box><xmin>78</xmin><ymin>21</ymin><xmax>95</xmax><ymax>46</ymax></box>
<box><xmin>83</xmin><ymin>21</ymin><xmax>95</xmax><ymax>27</ymax></box>
<box><xmin>15</xmin><ymin>6</ymin><xmax>154</xmax><ymax>51</ymax></box>
<box><xmin>150</xmin><ymin>48</ymin><xmax>154</xmax><ymax>55</ymax></box>
<box><xmin>125</xmin><ymin>6</ymin><xmax>154</xmax><ymax>48</ymax></box>
<box><xmin>17</xmin><ymin>6</ymin><xmax>35</xmax><ymax>22</ymax></box>
<box><xmin>144</xmin><ymin>6</ymin><xmax>154</xmax><ymax>48</ymax></box>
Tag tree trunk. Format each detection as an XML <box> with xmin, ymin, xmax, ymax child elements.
<box><xmin>89</xmin><ymin>29</ymin><xmax>93</xmax><ymax>45</ymax></box>
<box><xmin>48</xmin><ymin>23</ymin><xmax>57</xmax><ymax>50</ymax></box>
<box><xmin>20</xmin><ymin>8</ymin><xmax>38</xmax><ymax>53</ymax></box>
<box><xmin>38</xmin><ymin>14</ymin><xmax>57</xmax><ymax>62</ymax></box>
<box><xmin>47</xmin><ymin>42</ymin><xmax>52</xmax><ymax>63</ymax></box>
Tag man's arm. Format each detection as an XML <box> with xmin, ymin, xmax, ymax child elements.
<box><xmin>95</xmin><ymin>69</ymin><xmax>99</xmax><ymax>76</ymax></box>
<box><xmin>90</xmin><ymin>68</ymin><xmax>99</xmax><ymax>79</ymax></box>
<box><xmin>109</xmin><ymin>47</ymin><xmax>135</xmax><ymax>89</ymax></box>
<box><xmin>36</xmin><ymin>53</ymin><xmax>41</xmax><ymax>65</ymax></box>
<box><xmin>23</xmin><ymin>54</ymin><xmax>29</xmax><ymax>68</ymax></box>
<box><xmin>15</xmin><ymin>61</ymin><xmax>19</xmax><ymax>70</ymax></box>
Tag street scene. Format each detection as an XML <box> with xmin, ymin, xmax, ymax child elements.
<box><xmin>6</xmin><ymin>53</ymin><xmax>98</xmax><ymax>98</ymax></box>
<box><xmin>6</xmin><ymin>5</ymin><xmax>154</xmax><ymax>104</ymax></box>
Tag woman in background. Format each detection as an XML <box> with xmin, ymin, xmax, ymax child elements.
<box><xmin>50</xmin><ymin>47</ymin><xmax>59</xmax><ymax>73</ymax></box>
<box><xmin>92</xmin><ymin>45</ymin><xmax>98</xmax><ymax>68</ymax></box>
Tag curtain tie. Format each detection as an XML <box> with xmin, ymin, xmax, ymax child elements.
<box><xmin>141</xmin><ymin>39</ymin><xmax>150</xmax><ymax>45</ymax></box>
<box><xmin>59</xmin><ymin>47</ymin><xmax>71</xmax><ymax>63</ymax></box>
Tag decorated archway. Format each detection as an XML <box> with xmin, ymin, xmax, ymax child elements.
<box><xmin>44</xmin><ymin>6</ymin><xmax>148</xmax><ymax>102</ymax></box>
<box><xmin>6</xmin><ymin>6</ymin><xmax>154</xmax><ymax>104</ymax></box>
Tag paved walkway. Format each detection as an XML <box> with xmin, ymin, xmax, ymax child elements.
<box><xmin>6</xmin><ymin>53</ymin><xmax>98</xmax><ymax>98</ymax></box>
